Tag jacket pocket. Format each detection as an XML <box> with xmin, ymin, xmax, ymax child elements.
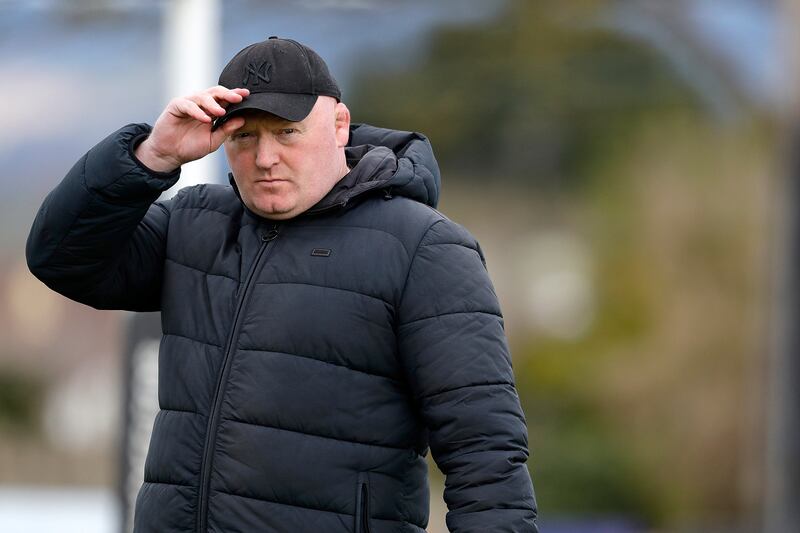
<box><xmin>354</xmin><ymin>472</ymin><xmax>371</xmax><ymax>533</ymax></box>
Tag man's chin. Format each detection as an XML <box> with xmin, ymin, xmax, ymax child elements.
<box><xmin>250</xmin><ymin>202</ymin><xmax>297</xmax><ymax>220</ymax></box>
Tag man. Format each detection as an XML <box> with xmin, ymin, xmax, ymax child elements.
<box><xmin>27</xmin><ymin>37</ymin><xmax>538</xmax><ymax>532</ymax></box>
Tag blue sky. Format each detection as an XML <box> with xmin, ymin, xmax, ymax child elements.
<box><xmin>688</xmin><ymin>0</ymin><xmax>784</xmax><ymax>107</ymax></box>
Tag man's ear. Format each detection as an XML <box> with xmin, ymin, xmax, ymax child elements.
<box><xmin>334</xmin><ymin>102</ymin><xmax>351</xmax><ymax>147</ymax></box>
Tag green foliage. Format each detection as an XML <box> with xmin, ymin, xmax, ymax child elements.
<box><xmin>349</xmin><ymin>0</ymin><xmax>700</xmax><ymax>189</ymax></box>
<box><xmin>0</xmin><ymin>366</ymin><xmax>44</xmax><ymax>435</ymax></box>
<box><xmin>517</xmin><ymin>342</ymin><xmax>663</xmax><ymax>522</ymax></box>
<box><xmin>528</xmin><ymin>414</ymin><xmax>663</xmax><ymax>521</ymax></box>
<box><xmin>512</xmin><ymin>259</ymin><xmax>660</xmax><ymax>521</ymax></box>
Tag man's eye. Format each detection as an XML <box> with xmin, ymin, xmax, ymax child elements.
<box><xmin>233</xmin><ymin>132</ymin><xmax>251</xmax><ymax>140</ymax></box>
<box><xmin>280</xmin><ymin>128</ymin><xmax>295</xmax><ymax>135</ymax></box>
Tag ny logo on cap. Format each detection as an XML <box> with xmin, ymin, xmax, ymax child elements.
<box><xmin>244</xmin><ymin>61</ymin><xmax>272</xmax><ymax>85</ymax></box>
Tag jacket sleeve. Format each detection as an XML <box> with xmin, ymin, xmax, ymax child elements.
<box><xmin>26</xmin><ymin>123</ymin><xmax>180</xmax><ymax>311</ymax></box>
<box><xmin>397</xmin><ymin>219</ymin><xmax>539</xmax><ymax>532</ymax></box>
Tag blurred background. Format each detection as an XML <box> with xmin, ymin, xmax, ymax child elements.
<box><xmin>0</xmin><ymin>0</ymin><xmax>797</xmax><ymax>532</ymax></box>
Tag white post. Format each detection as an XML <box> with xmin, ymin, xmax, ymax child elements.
<box><xmin>162</xmin><ymin>0</ymin><xmax>221</xmax><ymax>195</ymax></box>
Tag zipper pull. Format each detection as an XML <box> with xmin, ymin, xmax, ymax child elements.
<box><xmin>262</xmin><ymin>224</ymin><xmax>280</xmax><ymax>242</ymax></box>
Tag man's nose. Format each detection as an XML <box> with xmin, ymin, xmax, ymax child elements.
<box><xmin>255</xmin><ymin>136</ymin><xmax>281</xmax><ymax>169</ymax></box>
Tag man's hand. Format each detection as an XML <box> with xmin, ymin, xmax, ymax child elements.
<box><xmin>135</xmin><ymin>86</ymin><xmax>249</xmax><ymax>173</ymax></box>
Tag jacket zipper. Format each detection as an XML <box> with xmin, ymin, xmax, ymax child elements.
<box><xmin>196</xmin><ymin>223</ymin><xmax>280</xmax><ymax>533</ymax></box>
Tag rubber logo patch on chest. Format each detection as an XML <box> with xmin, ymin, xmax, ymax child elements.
<box><xmin>310</xmin><ymin>248</ymin><xmax>332</xmax><ymax>257</ymax></box>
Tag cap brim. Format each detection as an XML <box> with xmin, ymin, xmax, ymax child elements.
<box><xmin>214</xmin><ymin>92</ymin><xmax>318</xmax><ymax>129</ymax></box>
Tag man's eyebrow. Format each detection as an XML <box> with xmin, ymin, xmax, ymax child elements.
<box><xmin>276</xmin><ymin>120</ymin><xmax>304</xmax><ymax>130</ymax></box>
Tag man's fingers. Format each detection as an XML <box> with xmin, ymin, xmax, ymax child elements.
<box><xmin>192</xmin><ymin>93</ymin><xmax>227</xmax><ymax>118</ymax></box>
<box><xmin>170</xmin><ymin>98</ymin><xmax>212</xmax><ymax>123</ymax></box>
<box><xmin>206</xmin><ymin>86</ymin><xmax>250</xmax><ymax>105</ymax></box>
<box><xmin>207</xmin><ymin>85</ymin><xmax>249</xmax><ymax>97</ymax></box>
<box><xmin>158</xmin><ymin>86</ymin><xmax>251</xmax><ymax>133</ymax></box>
<box><xmin>218</xmin><ymin>88</ymin><xmax>249</xmax><ymax>109</ymax></box>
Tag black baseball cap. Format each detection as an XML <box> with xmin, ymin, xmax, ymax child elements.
<box><xmin>214</xmin><ymin>36</ymin><xmax>341</xmax><ymax>127</ymax></box>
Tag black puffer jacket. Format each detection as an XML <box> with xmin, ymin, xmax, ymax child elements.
<box><xmin>26</xmin><ymin>123</ymin><xmax>538</xmax><ymax>533</ymax></box>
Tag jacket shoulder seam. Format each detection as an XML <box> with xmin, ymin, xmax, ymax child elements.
<box><xmin>396</xmin><ymin>218</ymin><xmax>446</xmax><ymax>310</ymax></box>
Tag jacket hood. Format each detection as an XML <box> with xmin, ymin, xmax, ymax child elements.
<box><xmin>345</xmin><ymin>123</ymin><xmax>440</xmax><ymax>208</ymax></box>
<box><xmin>228</xmin><ymin>122</ymin><xmax>441</xmax><ymax>217</ymax></box>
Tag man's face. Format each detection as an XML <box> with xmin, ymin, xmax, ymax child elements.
<box><xmin>223</xmin><ymin>96</ymin><xmax>350</xmax><ymax>220</ymax></box>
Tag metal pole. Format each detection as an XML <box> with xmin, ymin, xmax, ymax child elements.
<box><xmin>163</xmin><ymin>0</ymin><xmax>221</xmax><ymax>194</ymax></box>
<box><xmin>764</xmin><ymin>0</ymin><xmax>800</xmax><ymax>530</ymax></box>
